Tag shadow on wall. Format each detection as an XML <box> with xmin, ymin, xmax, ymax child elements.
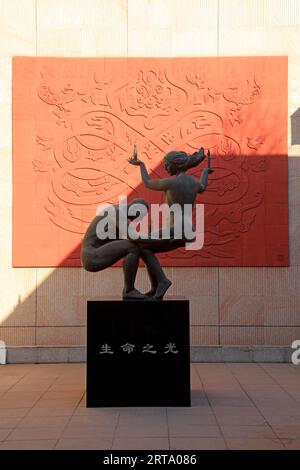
<box><xmin>13</xmin><ymin>150</ymin><xmax>290</xmax><ymax>268</ymax></box>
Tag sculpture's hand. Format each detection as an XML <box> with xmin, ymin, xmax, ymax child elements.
<box><xmin>203</xmin><ymin>167</ymin><xmax>214</xmax><ymax>174</ymax></box>
<box><xmin>127</xmin><ymin>158</ymin><xmax>144</xmax><ymax>166</ymax></box>
<box><xmin>206</xmin><ymin>150</ymin><xmax>214</xmax><ymax>174</ymax></box>
<box><xmin>198</xmin><ymin>147</ymin><xmax>205</xmax><ymax>158</ymax></box>
<box><xmin>128</xmin><ymin>143</ymin><xmax>144</xmax><ymax>165</ymax></box>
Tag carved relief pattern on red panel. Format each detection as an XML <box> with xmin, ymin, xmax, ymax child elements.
<box><xmin>13</xmin><ymin>57</ymin><xmax>288</xmax><ymax>266</ymax></box>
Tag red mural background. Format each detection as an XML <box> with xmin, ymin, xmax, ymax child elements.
<box><xmin>13</xmin><ymin>56</ymin><xmax>288</xmax><ymax>267</ymax></box>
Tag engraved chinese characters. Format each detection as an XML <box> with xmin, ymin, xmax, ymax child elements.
<box><xmin>99</xmin><ymin>342</ymin><xmax>179</xmax><ymax>355</ymax></box>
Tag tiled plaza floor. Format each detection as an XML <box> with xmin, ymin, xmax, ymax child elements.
<box><xmin>0</xmin><ymin>363</ymin><xmax>300</xmax><ymax>450</ymax></box>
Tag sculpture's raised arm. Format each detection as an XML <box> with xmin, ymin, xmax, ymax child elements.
<box><xmin>128</xmin><ymin>149</ymin><xmax>174</xmax><ymax>191</ymax></box>
<box><xmin>189</xmin><ymin>147</ymin><xmax>206</xmax><ymax>165</ymax></box>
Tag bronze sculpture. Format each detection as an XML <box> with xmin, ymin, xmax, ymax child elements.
<box><xmin>81</xmin><ymin>146</ymin><xmax>214</xmax><ymax>299</ymax></box>
<box><xmin>81</xmin><ymin>198</ymin><xmax>171</xmax><ymax>299</ymax></box>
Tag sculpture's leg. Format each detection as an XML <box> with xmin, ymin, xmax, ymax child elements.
<box><xmin>81</xmin><ymin>240</ymin><xmax>148</xmax><ymax>299</ymax></box>
<box><xmin>81</xmin><ymin>240</ymin><xmax>138</xmax><ymax>271</ymax></box>
<box><xmin>136</xmin><ymin>237</ymin><xmax>185</xmax><ymax>254</ymax></box>
<box><xmin>139</xmin><ymin>249</ymin><xmax>172</xmax><ymax>299</ymax></box>
<box><xmin>122</xmin><ymin>251</ymin><xmax>148</xmax><ymax>299</ymax></box>
<box><xmin>133</xmin><ymin>226</ymin><xmax>186</xmax><ymax>255</ymax></box>
<box><xmin>144</xmin><ymin>266</ymin><xmax>157</xmax><ymax>296</ymax></box>
<box><xmin>138</xmin><ymin>249</ymin><xmax>159</xmax><ymax>296</ymax></box>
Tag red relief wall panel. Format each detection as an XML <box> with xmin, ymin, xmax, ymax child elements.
<box><xmin>12</xmin><ymin>57</ymin><xmax>288</xmax><ymax>267</ymax></box>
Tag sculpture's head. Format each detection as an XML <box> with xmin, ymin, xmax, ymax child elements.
<box><xmin>127</xmin><ymin>198</ymin><xmax>149</xmax><ymax>221</ymax></box>
<box><xmin>164</xmin><ymin>150</ymin><xmax>204</xmax><ymax>175</ymax></box>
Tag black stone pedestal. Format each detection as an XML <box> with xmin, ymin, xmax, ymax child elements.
<box><xmin>86</xmin><ymin>299</ymin><xmax>190</xmax><ymax>407</ymax></box>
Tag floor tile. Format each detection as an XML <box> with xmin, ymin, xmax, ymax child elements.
<box><xmin>272</xmin><ymin>425</ymin><xmax>300</xmax><ymax>439</ymax></box>
<box><xmin>7</xmin><ymin>426</ymin><xmax>65</xmax><ymax>441</ymax></box>
<box><xmin>168</xmin><ymin>414</ymin><xmax>217</xmax><ymax>426</ymax></box>
<box><xmin>62</xmin><ymin>425</ymin><xmax>115</xmax><ymax>439</ymax></box>
<box><xmin>281</xmin><ymin>438</ymin><xmax>300</xmax><ymax>450</ymax></box>
<box><xmin>118</xmin><ymin>414</ymin><xmax>167</xmax><ymax>426</ymax></box>
<box><xmin>25</xmin><ymin>407</ymin><xmax>75</xmax><ymax>417</ymax></box>
<box><xmin>17</xmin><ymin>416</ymin><xmax>70</xmax><ymax>428</ymax></box>
<box><xmin>115</xmin><ymin>423</ymin><xmax>168</xmax><ymax>437</ymax></box>
<box><xmin>112</xmin><ymin>437</ymin><xmax>169</xmax><ymax>450</ymax></box>
<box><xmin>0</xmin><ymin>408</ymin><xmax>30</xmax><ymax>418</ymax></box>
<box><xmin>216</xmin><ymin>414</ymin><xmax>267</xmax><ymax>426</ymax></box>
<box><xmin>0</xmin><ymin>429</ymin><xmax>12</xmax><ymax>441</ymax></box>
<box><xmin>0</xmin><ymin>439</ymin><xmax>57</xmax><ymax>450</ymax></box>
<box><xmin>170</xmin><ymin>437</ymin><xmax>227</xmax><ymax>450</ymax></box>
<box><xmin>55</xmin><ymin>438</ymin><xmax>112</xmax><ymax>450</ymax></box>
<box><xmin>68</xmin><ymin>414</ymin><xmax>118</xmax><ymax>427</ymax></box>
<box><xmin>167</xmin><ymin>407</ymin><xmax>213</xmax><ymax>416</ymax></box>
<box><xmin>168</xmin><ymin>424</ymin><xmax>222</xmax><ymax>438</ymax></box>
<box><xmin>0</xmin><ymin>417</ymin><xmax>23</xmax><ymax>428</ymax></box>
<box><xmin>226</xmin><ymin>438</ymin><xmax>285</xmax><ymax>450</ymax></box>
<box><xmin>220</xmin><ymin>424</ymin><xmax>277</xmax><ymax>438</ymax></box>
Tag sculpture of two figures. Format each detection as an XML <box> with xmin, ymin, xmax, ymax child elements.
<box><xmin>81</xmin><ymin>145</ymin><xmax>214</xmax><ymax>300</ymax></box>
